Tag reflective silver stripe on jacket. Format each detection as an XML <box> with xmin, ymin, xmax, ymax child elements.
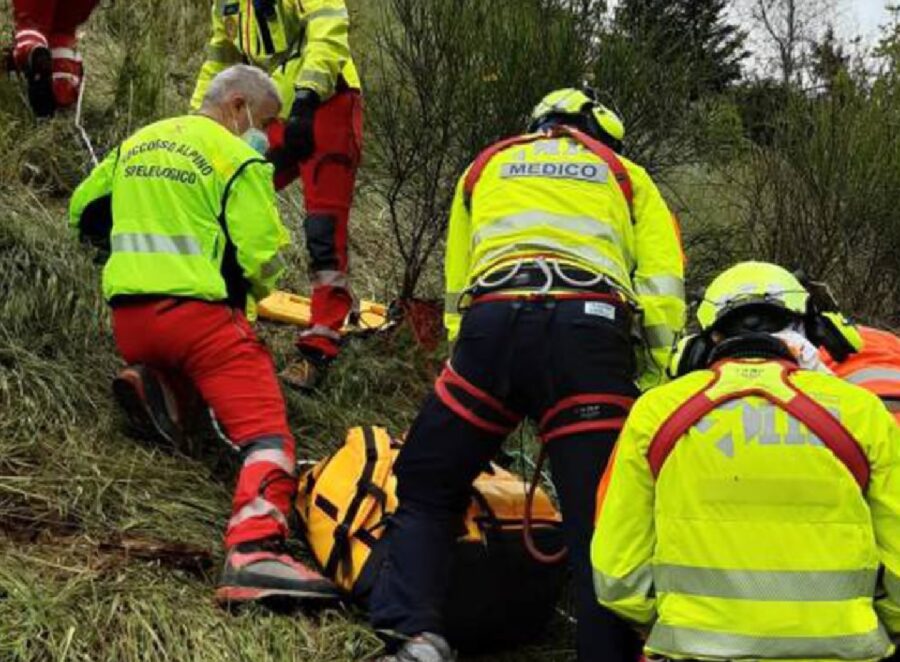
<box><xmin>306</xmin><ymin>7</ymin><xmax>349</xmax><ymax>21</ymax></box>
<box><xmin>111</xmin><ymin>233</ymin><xmax>203</xmax><ymax>256</ymax></box>
<box><xmin>445</xmin><ymin>291</ymin><xmax>463</xmax><ymax>312</ymax></box>
<box><xmin>634</xmin><ymin>274</ymin><xmax>685</xmax><ymax>299</ymax></box>
<box><xmin>654</xmin><ymin>565</ymin><xmax>877</xmax><ymax>601</ymax></box>
<box><xmin>471</xmin><ymin>212</ymin><xmax>624</xmax><ymax>254</ymax></box>
<box><xmin>227</xmin><ymin>496</ymin><xmax>288</xmax><ymax>530</ymax></box>
<box><xmin>594</xmin><ymin>566</ymin><xmax>653</xmax><ymax>602</ymax></box>
<box><xmin>207</xmin><ymin>43</ymin><xmax>243</xmax><ymax>64</ymax></box>
<box><xmin>644</xmin><ymin>324</ymin><xmax>676</xmax><ymax>350</ymax></box>
<box><xmin>259</xmin><ymin>253</ymin><xmax>287</xmax><ymax>280</ymax></box>
<box><xmin>886</xmin><ymin>569</ymin><xmax>900</xmax><ymax>603</ymax></box>
<box><xmin>845</xmin><ymin>368</ymin><xmax>900</xmax><ymax>385</ymax></box>
<box><xmin>475</xmin><ymin>241</ymin><xmax>630</xmax><ymax>290</ymax></box>
<box><xmin>647</xmin><ymin>623</ymin><xmax>890</xmax><ymax>660</ymax></box>
<box><xmin>297</xmin><ymin>69</ymin><xmax>332</xmax><ymax>87</ymax></box>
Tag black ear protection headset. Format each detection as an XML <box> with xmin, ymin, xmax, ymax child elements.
<box><xmin>670</xmin><ymin>278</ymin><xmax>858</xmax><ymax>378</ymax></box>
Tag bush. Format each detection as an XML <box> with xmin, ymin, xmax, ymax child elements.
<box><xmin>722</xmin><ymin>72</ymin><xmax>900</xmax><ymax>325</ymax></box>
<box><xmin>362</xmin><ymin>0</ymin><xmax>590</xmax><ymax>298</ymax></box>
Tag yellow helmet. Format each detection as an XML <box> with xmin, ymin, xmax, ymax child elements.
<box><xmin>697</xmin><ymin>262</ymin><xmax>809</xmax><ymax>332</ymax></box>
<box><xmin>529</xmin><ymin>87</ymin><xmax>625</xmax><ymax>149</ymax></box>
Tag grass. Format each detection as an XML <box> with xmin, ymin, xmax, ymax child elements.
<box><xmin>0</xmin><ymin>0</ymin><xmax>571</xmax><ymax>659</ymax></box>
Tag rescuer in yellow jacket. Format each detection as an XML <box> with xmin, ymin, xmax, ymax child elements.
<box><xmin>191</xmin><ymin>0</ymin><xmax>364</xmax><ymax>390</ymax></box>
<box><xmin>592</xmin><ymin>262</ymin><xmax>900</xmax><ymax>662</ymax></box>
<box><xmin>443</xmin><ymin>88</ymin><xmax>685</xmax><ymax>390</ymax></box>
<box><xmin>69</xmin><ymin>65</ymin><xmax>340</xmax><ymax>607</ymax></box>
<box><xmin>369</xmin><ymin>88</ymin><xmax>685</xmax><ymax>662</ymax></box>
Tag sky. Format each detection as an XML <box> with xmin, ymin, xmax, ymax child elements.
<box><xmin>846</xmin><ymin>0</ymin><xmax>893</xmax><ymax>41</ymax></box>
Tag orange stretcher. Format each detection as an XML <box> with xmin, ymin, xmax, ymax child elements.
<box><xmin>257</xmin><ymin>290</ymin><xmax>390</xmax><ymax>335</ymax></box>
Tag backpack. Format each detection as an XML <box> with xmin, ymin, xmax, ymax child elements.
<box><xmin>294</xmin><ymin>426</ymin><xmax>567</xmax><ymax>652</ymax></box>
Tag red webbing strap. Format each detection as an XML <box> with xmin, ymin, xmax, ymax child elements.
<box><xmin>462</xmin><ymin>126</ymin><xmax>634</xmax><ymax>211</ymax></box>
<box><xmin>646</xmin><ymin>366</ymin><xmax>870</xmax><ymax>490</ymax></box>
<box><xmin>647</xmin><ymin>387</ymin><xmax>720</xmax><ymax>477</ymax></box>
<box><xmin>434</xmin><ymin>363</ymin><xmax>521</xmax><ymax>435</ymax></box>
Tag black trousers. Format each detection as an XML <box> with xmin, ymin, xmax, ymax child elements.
<box><xmin>369</xmin><ymin>298</ymin><xmax>642</xmax><ymax>662</ymax></box>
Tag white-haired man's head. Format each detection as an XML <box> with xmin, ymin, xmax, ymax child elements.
<box><xmin>199</xmin><ymin>64</ymin><xmax>282</xmax><ymax>137</ymax></box>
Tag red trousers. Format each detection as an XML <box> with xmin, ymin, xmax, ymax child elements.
<box><xmin>13</xmin><ymin>0</ymin><xmax>98</xmax><ymax>35</ymax></box>
<box><xmin>270</xmin><ymin>89</ymin><xmax>364</xmax><ymax>359</ymax></box>
<box><xmin>13</xmin><ymin>0</ymin><xmax>99</xmax><ymax>106</ymax></box>
<box><xmin>111</xmin><ymin>299</ymin><xmax>297</xmax><ymax>549</ymax></box>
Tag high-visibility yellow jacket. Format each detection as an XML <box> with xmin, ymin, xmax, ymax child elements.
<box><xmin>69</xmin><ymin>115</ymin><xmax>289</xmax><ymax>305</ymax></box>
<box><xmin>444</xmin><ymin>133</ymin><xmax>686</xmax><ymax>389</ymax></box>
<box><xmin>190</xmin><ymin>0</ymin><xmax>360</xmax><ymax>116</ymax></box>
<box><xmin>591</xmin><ymin>358</ymin><xmax>900</xmax><ymax>661</ymax></box>
<box><xmin>824</xmin><ymin>326</ymin><xmax>900</xmax><ymax>425</ymax></box>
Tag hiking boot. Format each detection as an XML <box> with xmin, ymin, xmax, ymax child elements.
<box><xmin>279</xmin><ymin>353</ymin><xmax>330</xmax><ymax>392</ymax></box>
<box><xmin>379</xmin><ymin>633</ymin><xmax>455</xmax><ymax>662</ymax></box>
<box><xmin>215</xmin><ymin>538</ymin><xmax>341</xmax><ymax>605</ymax></box>
<box><xmin>112</xmin><ymin>365</ymin><xmax>183</xmax><ymax>445</ymax></box>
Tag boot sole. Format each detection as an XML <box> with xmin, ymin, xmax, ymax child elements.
<box><xmin>25</xmin><ymin>46</ymin><xmax>54</xmax><ymax>118</ymax></box>
<box><xmin>215</xmin><ymin>585</ymin><xmax>342</xmax><ymax>605</ymax></box>
<box><xmin>112</xmin><ymin>371</ymin><xmax>180</xmax><ymax>445</ymax></box>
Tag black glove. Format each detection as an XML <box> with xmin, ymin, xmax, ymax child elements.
<box><xmin>283</xmin><ymin>88</ymin><xmax>320</xmax><ymax>162</ymax></box>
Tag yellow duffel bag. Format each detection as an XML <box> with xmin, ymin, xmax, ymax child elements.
<box><xmin>295</xmin><ymin>426</ymin><xmax>566</xmax><ymax>652</ymax></box>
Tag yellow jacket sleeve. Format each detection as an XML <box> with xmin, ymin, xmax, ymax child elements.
<box><xmin>190</xmin><ymin>2</ymin><xmax>244</xmax><ymax>111</ymax></box>
<box><xmin>444</xmin><ymin>173</ymin><xmax>473</xmax><ymax>341</ymax></box>
<box><xmin>869</xmin><ymin>407</ymin><xmax>900</xmax><ymax>635</ymax></box>
<box><xmin>69</xmin><ymin>148</ymin><xmax>120</xmax><ymax>235</ymax></box>
<box><xmin>224</xmin><ymin>160</ymin><xmax>290</xmax><ymax>300</ymax></box>
<box><xmin>296</xmin><ymin>0</ymin><xmax>351</xmax><ymax>98</ymax></box>
<box><xmin>630</xmin><ymin>165</ymin><xmax>686</xmax><ymax>391</ymax></box>
<box><xmin>591</xmin><ymin>396</ymin><xmax>658</xmax><ymax>627</ymax></box>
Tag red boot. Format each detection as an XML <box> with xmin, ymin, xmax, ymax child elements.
<box><xmin>216</xmin><ymin>538</ymin><xmax>340</xmax><ymax>605</ymax></box>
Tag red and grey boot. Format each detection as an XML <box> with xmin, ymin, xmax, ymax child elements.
<box><xmin>112</xmin><ymin>364</ymin><xmax>184</xmax><ymax>445</ymax></box>
<box><xmin>48</xmin><ymin>34</ymin><xmax>83</xmax><ymax>109</ymax></box>
<box><xmin>215</xmin><ymin>537</ymin><xmax>341</xmax><ymax>605</ymax></box>
<box><xmin>12</xmin><ymin>29</ymin><xmax>54</xmax><ymax>118</ymax></box>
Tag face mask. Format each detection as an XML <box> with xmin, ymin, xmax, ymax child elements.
<box><xmin>773</xmin><ymin>327</ymin><xmax>833</xmax><ymax>374</ymax></box>
<box><xmin>240</xmin><ymin>106</ymin><xmax>270</xmax><ymax>155</ymax></box>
